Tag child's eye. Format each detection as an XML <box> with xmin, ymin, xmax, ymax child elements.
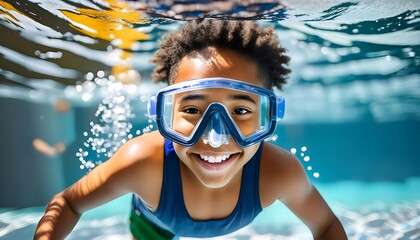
<box><xmin>183</xmin><ymin>107</ymin><xmax>200</xmax><ymax>114</ymax></box>
<box><xmin>232</xmin><ymin>108</ymin><xmax>250</xmax><ymax>115</ymax></box>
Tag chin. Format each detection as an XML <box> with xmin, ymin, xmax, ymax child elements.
<box><xmin>197</xmin><ymin>176</ymin><xmax>232</xmax><ymax>189</ymax></box>
<box><xmin>195</xmin><ymin>167</ymin><xmax>241</xmax><ymax>188</ymax></box>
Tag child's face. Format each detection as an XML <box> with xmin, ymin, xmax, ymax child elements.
<box><xmin>172</xmin><ymin>47</ymin><xmax>263</xmax><ymax>189</ymax></box>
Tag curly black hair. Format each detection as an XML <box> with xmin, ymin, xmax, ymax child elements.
<box><xmin>151</xmin><ymin>19</ymin><xmax>290</xmax><ymax>90</ymax></box>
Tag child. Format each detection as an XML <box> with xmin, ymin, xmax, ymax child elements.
<box><xmin>35</xmin><ymin>19</ymin><xmax>347</xmax><ymax>239</ymax></box>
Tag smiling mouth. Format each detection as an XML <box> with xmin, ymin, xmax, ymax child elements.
<box><xmin>192</xmin><ymin>152</ymin><xmax>238</xmax><ymax>171</ymax></box>
<box><xmin>199</xmin><ymin>154</ymin><xmax>231</xmax><ymax>163</ymax></box>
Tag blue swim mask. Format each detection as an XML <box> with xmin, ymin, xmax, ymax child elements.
<box><xmin>148</xmin><ymin>78</ymin><xmax>285</xmax><ymax>147</ymax></box>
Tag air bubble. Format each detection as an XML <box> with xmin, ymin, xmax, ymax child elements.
<box><xmin>97</xmin><ymin>70</ymin><xmax>105</xmax><ymax>78</ymax></box>
<box><xmin>301</xmin><ymin>146</ymin><xmax>307</xmax><ymax>152</ymax></box>
<box><xmin>77</xmin><ymin>73</ymin><xmax>139</xmax><ymax>172</ymax></box>
<box><xmin>290</xmin><ymin>148</ymin><xmax>297</xmax><ymax>154</ymax></box>
<box><xmin>313</xmin><ymin>172</ymin><xmax>320</xmax><ymax>178</ymax></box>
<box><xmin>270</xmin><ymin>134</ymin><xmax>278</xmax><ymax>142</ymax></box>
<box><xmin>76</xmin><ymin>85</ymin><xmax>83</xmax><ymax>93</ymax></box>
<box><xmin>86</xmin><ymin>72</ymin><xmax>94</xmax><ymax>81</ymax></box>
<box><xmin>304</xmin><ymin>156</ymin><xmax>310</xmax><ymax>162</ymax></box>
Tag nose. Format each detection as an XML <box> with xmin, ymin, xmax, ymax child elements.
<box><xmin>202</xmin><ymin>112</ymin><xmax>230</xmax><ymax>148</ymax></box>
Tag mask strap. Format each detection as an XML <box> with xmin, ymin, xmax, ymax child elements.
<box><xmin>276</xmin><ymin>97</ymin><xmax>285</xmax><ymax>120</ymax></box>
<box><xmin>148</xmin><ymin>96</ymin><xmax>157</xmax><ymax>120</ymax></box>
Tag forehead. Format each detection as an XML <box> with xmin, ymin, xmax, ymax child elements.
<box><xmin>174</xmin><ymin>47</ymin><xmax>263</xmax><ymax>87</ymax></box>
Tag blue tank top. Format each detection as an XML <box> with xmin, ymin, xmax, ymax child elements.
<box><xmin>132</xmin><ymin>139</ymin><xmax>263</xmax><ymax>237</ymax></box>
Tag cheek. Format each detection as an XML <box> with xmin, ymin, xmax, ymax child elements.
<box><xmin>173</xmin><ymin>144</ymin><xmax>190</xmax><ymax>161</ymax></box>
<box><xmin>235</xmin><ymin>119</ymin><xmax>260</xmax><ymax>137</ymax></box>
<box><xmin>172</xmin><ymin>117</ymin><xmax>197</xmax><ymax>136</ymax></box>
<box><xmin>242</xmin><ymin>143</ymin><xmax>261</xmax><ymax>159</ymax></box>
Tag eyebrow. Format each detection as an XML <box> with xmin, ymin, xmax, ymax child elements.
<box><xmin>179</xmin><ymin>94</ymin><xmax>206</xmax><ymax>103</ymax></box>
<box><xmin>228</xmin><ymin>94</ymin><xmax>257</xmax><ymax>104</ymax></box>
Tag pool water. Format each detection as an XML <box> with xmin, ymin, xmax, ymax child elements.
<box><xmin>1</xmin><ymin>179</ymin><xmax>419</xmax><ymax>239</ymax></box>
<box><xmin>0</xmin><ymin>0</ymin><xmax>419</xmax><ymax>239</ymax></box>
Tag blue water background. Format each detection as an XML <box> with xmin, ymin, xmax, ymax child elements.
<box><xmin>0</xmin><ymin>0</ymin><xmax>419</xmax><ymax>239</ymax></box>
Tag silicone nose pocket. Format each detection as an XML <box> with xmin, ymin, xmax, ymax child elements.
<box><xmin>202</xmin><ymin>112</ymin><xmax>230</xmax><ymax>148</ymax></box>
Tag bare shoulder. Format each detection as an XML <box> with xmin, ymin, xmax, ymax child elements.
<box><xmin>104</xmin><ymin>130</ymin><xmax>165</xmax><ymax>203</ymax></box>
<box><xmin>60</xmin><ymin>131</ymin><xmax>165</xmax><ymax>213</ymax></box>
<box><xmin>81</xmin><ymin>130</ymin><xmax>166</xmax><ymax>197</ymax></box>
<box><xmin>105</xmin><ymin>130</ymin><xmax>165</xmax><ymax>186</ymax></box>
<box><xmin>259</xmin><ymin>142</ymin><xmax>311</xmax><ymax>207</ymax></box>
<box><xmin>108</xmin><ymin>130</ymin><xmax>164</xmax><ymax>167</ymax></box>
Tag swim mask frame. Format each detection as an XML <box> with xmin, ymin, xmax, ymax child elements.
<box><xmin>148</xmin><ymin>78</ymin><xmax>285</xmax><ymax>147</ymax></box>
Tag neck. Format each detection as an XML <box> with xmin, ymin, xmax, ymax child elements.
<box><xmin>180</xmin><ymin>161</ymin><xmax>243</xmax><ymax>194</ymax></box>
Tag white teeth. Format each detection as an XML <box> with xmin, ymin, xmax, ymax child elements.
<box><xmin>199</xmin><ymin>154</ymin><xmax>231</xmax><ymax>163</ymax></box>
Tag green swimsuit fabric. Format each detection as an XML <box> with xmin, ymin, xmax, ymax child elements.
<box><xmin>129</xmin><ymin>210</ymin><xmax>176</xmax><ymax>240</ymax></box>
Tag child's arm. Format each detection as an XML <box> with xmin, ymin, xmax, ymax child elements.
<box><xmin>281</xmin><ymin>185</ymin><xmax>347</xmax><ymax>239</ymax></box>
<box><xmin>34</xmin><ymin>192</ymin><xmax>81</xmax><ymax>239</ymax></box>
<box><xmin>262</xmin><ymin>144</ymin><xmax>347</xmax><ymax>239</ymax></box>
<box><xmin>34</xmin><ymin>132</ymin><xmax>163</xmax><ymax>240</ymax></box>
<box><xmin>34</xmin><ymin>157</ymin><xmax>129</xmax><ymax>240</ymax></box>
